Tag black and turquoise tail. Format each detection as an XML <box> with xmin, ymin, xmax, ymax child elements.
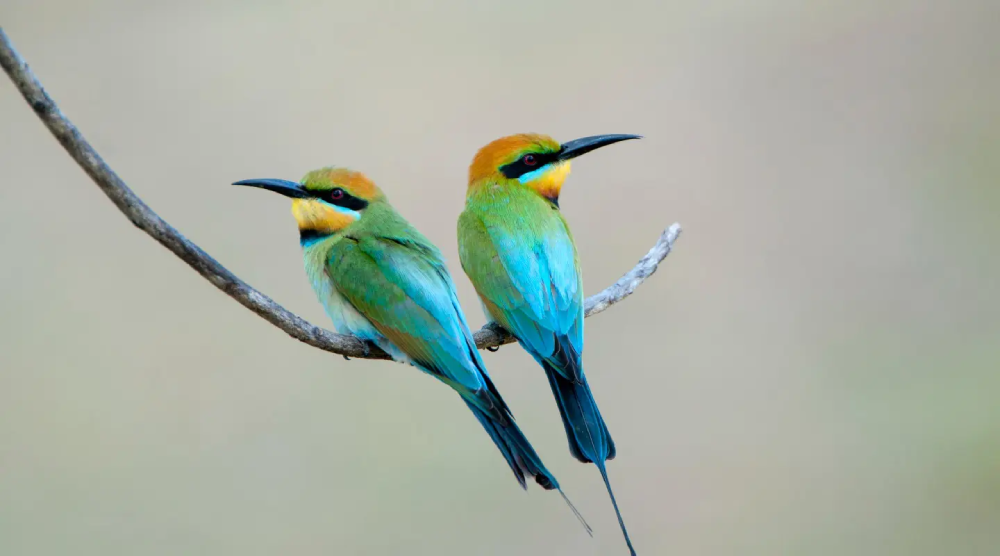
<box><xmin>464</xmin><ymin>398</ymin><xmax>555</xmax><ymax>490</ymax></box>
<box><xmin>463</xmin><ymin>388</ymin><xmax>592</xmax><ymax>535</ymax></box>
<box><xmin>544</xmin><ymin>361</ymin><xmax>637</xmax><ymax>555</ymax></box>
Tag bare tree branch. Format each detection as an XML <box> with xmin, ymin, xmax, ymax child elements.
<box><xmin>0</xmin><ymin>28</ymin><xmax>681</xmax><ymax>360</ymax></box>
<box><xmin>584</xmin><ymin>224</ymin><xmax>682</xmax><ymax>318</ymax></box>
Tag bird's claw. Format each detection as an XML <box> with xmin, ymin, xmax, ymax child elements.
<box><xmin>344</xmin><ymin>339</ymin><xmax>372</xmax><ymax>360</ymax></box>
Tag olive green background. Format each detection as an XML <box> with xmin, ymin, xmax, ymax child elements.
<box><xmin>2</xmin><ymin>1</ymin><xmax>998</xmax><ymax>554</ymax></box>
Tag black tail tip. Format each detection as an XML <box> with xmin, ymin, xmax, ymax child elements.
<box><xmin>535</xmin><ymin>474</ymin><xmax>557</xmax><ymax>490</ymax></box>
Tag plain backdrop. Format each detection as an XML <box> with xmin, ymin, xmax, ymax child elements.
<box><xmin>2</xmin><ymin>1</ymin><xmax>998</xmax><ymax>554</ymax></box>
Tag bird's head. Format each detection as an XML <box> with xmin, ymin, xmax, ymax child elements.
<box><xmin>233</xmin><ymin>167</ymin><xmax>384</xmax><ymax>242</ymax></box>
<box><xmin>468</xmin><ymin>133</ymin><xmax>640</xmax><ymax>204</ymax></box>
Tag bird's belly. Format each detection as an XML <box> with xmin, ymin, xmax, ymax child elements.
<box><xmin>306</xmin><ymin>263</ymin><xmax>415</xmax><ymax>366</ymax></box>
<box><xmin>309</xmin><ymin>271</ymin><xmax>380</xmax><ymax>340</ymax></box>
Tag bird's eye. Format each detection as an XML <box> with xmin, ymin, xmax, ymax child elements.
<box><xmin>329</xmin><ymin>188</ymin><xmax>345</xmax><ymax>201</ymax></box>
<box><xmin>523</xmin><ymin>154</ymin><xmax>537</xmax><ymax>166</ymax></box>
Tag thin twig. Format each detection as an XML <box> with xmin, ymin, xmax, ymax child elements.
<box><xmin>0</xmin><ymin>27</ymin><xmax>681</xmax><ymax>360</ymax></box>
<box><xmin>584</xmin><ymin>224</ymin><xmax>682</xmax><ymax>317</ymax></box>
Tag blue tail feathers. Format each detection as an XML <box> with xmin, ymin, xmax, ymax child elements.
<box><xmin>464</xmin><ymin>397</ymin><xmax>594</xmax><ymax>536</ymax></box>
<box><xmin>544</xmin><ymin>361</ymin><xmax>636</xmax><ymax>555</ymax></box>
<box><xmin>463</xmin><ymin>399</ymin><xmax>556</xmax><ymax>490</ymax></box>
<box><xmin>543</xmin><ymin>361</ymin><xmax>615</xmax><ymax>463</ymax></box>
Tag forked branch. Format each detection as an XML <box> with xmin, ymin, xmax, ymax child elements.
<box><xmin>0</xmin><ymin>28</ymin><xmax>681</xmax><ymax>360</ymax></box>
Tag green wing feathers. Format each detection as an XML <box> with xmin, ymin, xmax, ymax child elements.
<box><xmin>326</xmin><ymin>232</ymin><xmax>512</xmax><ymax>420</ymax></box>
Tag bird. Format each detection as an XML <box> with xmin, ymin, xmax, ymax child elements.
<box><xmin>232</xmin><ymin>167</ymin><xmax>590</xmax><ymax>532</ymax></box>
<box><xmin>457</xmin><ymin>133</ymin><xmax>641</xmax><ymax>554</ymax></box>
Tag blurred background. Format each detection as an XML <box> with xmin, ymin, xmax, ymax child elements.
<box><xmin>2</xmin><ymin>1</ymin><xmax>999</xmax><ymax>554</ymax></box>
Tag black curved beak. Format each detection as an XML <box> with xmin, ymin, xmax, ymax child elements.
<box><xmin>557</xmin><ymin>134</ymin><xmax>641</xmax><ymax>161</ymax></box>
<box><xmin>232</xmin><ymin>178</ymin><xmax>311</xmax><ymax>199</ymax></box>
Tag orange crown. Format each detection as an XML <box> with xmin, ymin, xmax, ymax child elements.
<box><xmin>468</xmin><ymin>133</ymin><xmax>561</xmax><ymax>185</ymax></box>
<box><xmin>302</xmin><ymin>167</ymin><xmax>384</xmax><ymax>201</ymax></box>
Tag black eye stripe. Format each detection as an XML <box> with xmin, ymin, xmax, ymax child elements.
<box><xmin>499</xmin><ymin>151</ymin><xmax>559</xmax><ymax>179</ymax></box>
<box><xmin>312</xmin><ymin>187</ymin><xmax>369</xmax><ymax>211</ymax></box>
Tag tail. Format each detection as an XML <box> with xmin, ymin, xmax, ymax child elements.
<box><xmin>544</xmin><ymin>362</ymin><xmax>636</xmax><ymax>555</ymax></box>
<box><xmin>463</xmin><ymin>399</ymin><xmax>555</xmax><ymax>490</ymax></box>
<box><xmin>464</xmin><ymin>399</ymin><xmax>592</xmax><ymax>536</ymax></box>
<box><xmin>597</xmin><ymin>460</ymin><xmax>636</xmax><ymax>555</ymax></box>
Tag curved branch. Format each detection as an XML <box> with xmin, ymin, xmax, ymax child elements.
<box><xmin>0</xmin><ymin>28</ymin><xmax>681</xmax><ymax>360</ymax></box>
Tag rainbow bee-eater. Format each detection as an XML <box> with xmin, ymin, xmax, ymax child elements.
<box><xmin>457</xmin><ymin>134</ymin><xmax>641</xmax><ymax>554</ymax></box>
<box><xmin>232</xmin><ymin>167</ymin><xmax>589</xmax><ymax>529</ymax></box>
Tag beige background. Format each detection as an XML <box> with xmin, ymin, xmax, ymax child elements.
<box><xmin>2</xmin><ymin>1</ymin><xmax>998</xmax><ymax>554</ymax></box>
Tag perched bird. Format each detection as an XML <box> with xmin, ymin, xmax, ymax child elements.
<box><xmin>457</xmin><ymin>133</ymin><xmax>641</xmax><ymax>554</ymax></box>
<box><xmin>233</xmin><ymin>167</ymin><xmax>589</xmax><ymax>531</ymax></box>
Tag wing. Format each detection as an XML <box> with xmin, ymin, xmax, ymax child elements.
<box><xmin>458</xmin><ymin>208</ymin><xmax>585</xmax><ymax>381</ymax></box>
<box><xmin>327</xmin><ymin>234</ymin><xmax>491</xmax><ymax>398</ymax></box>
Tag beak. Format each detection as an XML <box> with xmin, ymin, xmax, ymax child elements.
<box><xmin>232</xmin><ymin>178</ymin><xmax>311</xmax><ymax>199</ymax></box>
<box><xmin>557</xmin><ymin>134</ymin><xmax>642</xmax><ymax>161</ymax></box>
